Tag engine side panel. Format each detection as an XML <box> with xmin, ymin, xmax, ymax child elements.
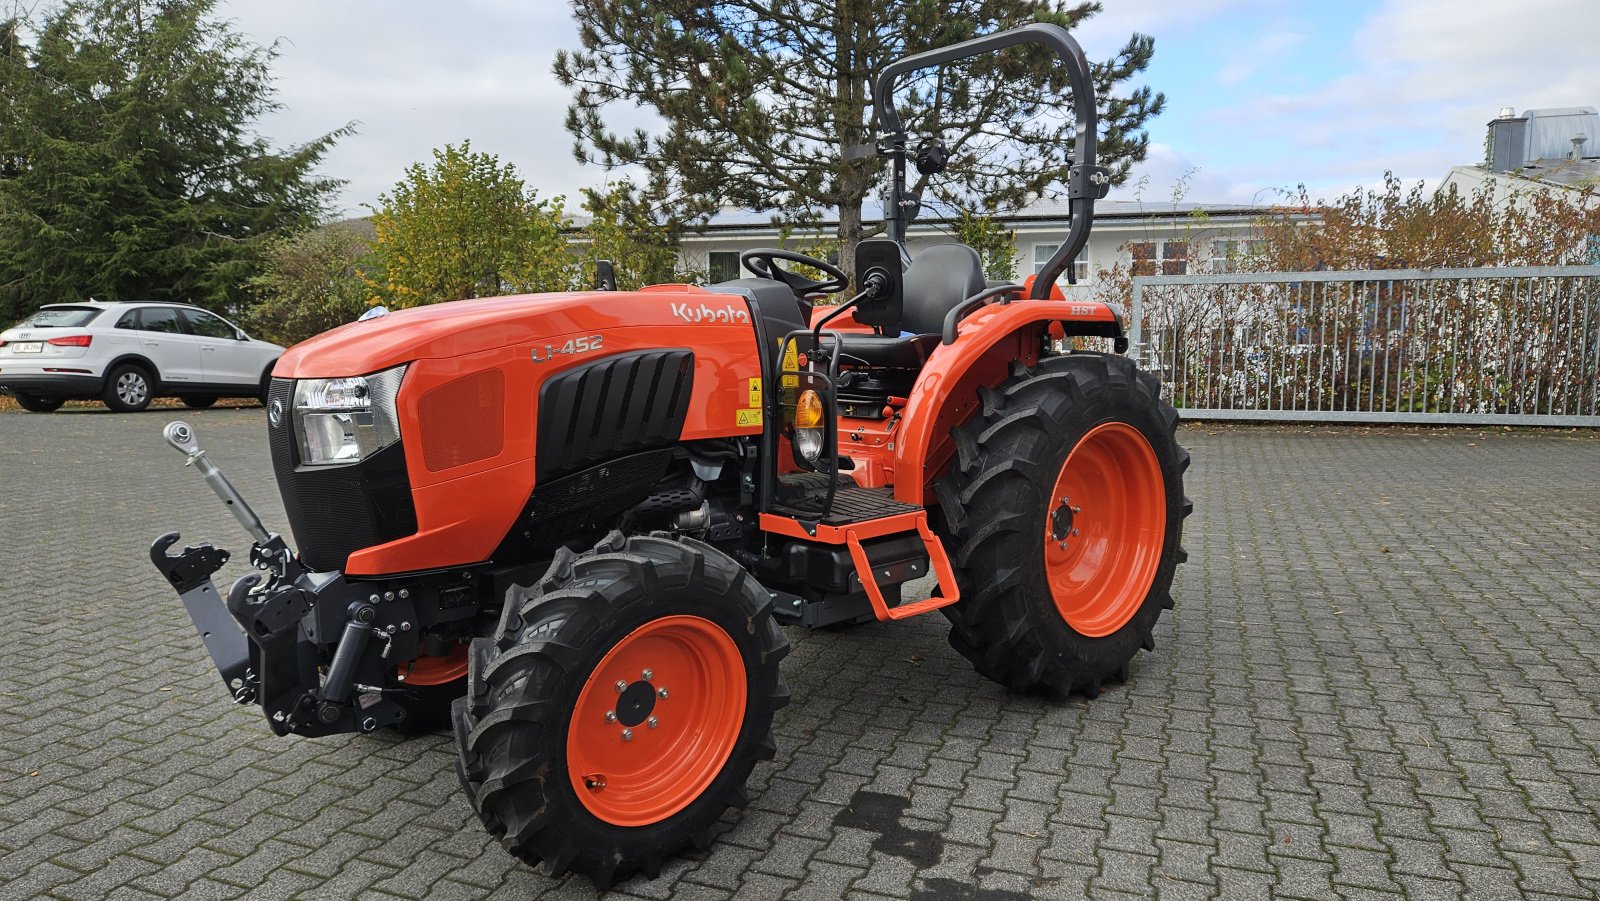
<box><xmin>336</xmin><ymin>290</ymin><xmax>764</xmax><ymax>577</ymax></box>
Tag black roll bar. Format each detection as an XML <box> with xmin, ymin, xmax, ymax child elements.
<box><xmin>872</xmin><ymin>23</ymin><xmax>1110</xmax><ymax>299</ymax></box>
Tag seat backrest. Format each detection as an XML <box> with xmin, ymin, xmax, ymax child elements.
<box><xmin>900</xmin><ymin>243</ymin><xmax>987</xmax><ymax>336</ymax></box>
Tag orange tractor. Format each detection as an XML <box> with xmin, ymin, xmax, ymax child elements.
<box><xmin>150</xmin><ymin>23</ymin><xmax>1188</xmax><ymax>886</ymax></box>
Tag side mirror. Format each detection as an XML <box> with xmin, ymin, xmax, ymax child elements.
<box><xmin>235</xmin><ymin>329</ymin><xmax>248</xmax><ymax>341</ymax></box>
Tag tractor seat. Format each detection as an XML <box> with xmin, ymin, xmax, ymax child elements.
<box><xmin>829</xmin><ymin>333</ymin><xmax>939</xmax><ymax>368</ymax></box>
<box><xmin>826</xmin><ymin>243</ymin><xmax>987</xmax><ymax>369</ymax></box>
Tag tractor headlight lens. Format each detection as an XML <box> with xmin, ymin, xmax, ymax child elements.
<box><xmin>293</xmin><ymin>365</ymin><xmax>407</xmax><ymax>466</ymax></box>
<box><xmin>793</xmin><ymin>389</ymin><xmax>825</xmax><ymax>462</ymax></box>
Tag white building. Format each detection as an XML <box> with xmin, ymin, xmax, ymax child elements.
<box><xmin>675</xmin><ymin>199</ymin><xmax>1274</xmax><ymax>294</ymax></box>
<box><xmin>1439</xmin><ymin>106</ymin><xmax>1600</xmax><ymax>204</ymax></box>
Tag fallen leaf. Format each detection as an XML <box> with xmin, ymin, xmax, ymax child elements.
<box><xmin>29</xmin><ymin>770</ymin><xmax>39</xmax><ymax>777</ymax></box>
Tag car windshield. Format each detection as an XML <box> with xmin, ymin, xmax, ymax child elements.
<box><xmin>13</xmin><ymin>307</ymin><xmax>101</xmax><ymax>329</ymax></box>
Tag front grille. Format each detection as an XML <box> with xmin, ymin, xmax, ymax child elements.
<box><xmin>268</xmin><ymin>378</ymin><xmax>418</xmax><ymax>573</ymax></box>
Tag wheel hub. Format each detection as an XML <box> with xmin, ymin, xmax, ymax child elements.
<box><xmin>614</xmin><ymin>678</ymin><xmax>657</xmax><ymax>727</ymax></box>
<box><xmin>566</xmin><ymin>615</ymin><xmax>746</xmax><ymax>827</ymax></box>
<box><xmin>1042</xmin><ymin>422</ymin><xmax>1165</xmax><ymax>638</ymax></box>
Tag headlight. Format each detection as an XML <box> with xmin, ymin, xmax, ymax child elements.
<box><xmin>293</xmin><ymin>364</ymin><xmax>407</xmax><ymax>466</ymax></box>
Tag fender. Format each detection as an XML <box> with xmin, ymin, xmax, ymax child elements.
<box><xmin>892</xmin><ymin>300</ymin><xmax>1122</xmax><ymax>506</ymax></box>
<box><xmin>104</xmin><ymin>353</ymin><xmax>164</xmax><ymax>388</ymax></box>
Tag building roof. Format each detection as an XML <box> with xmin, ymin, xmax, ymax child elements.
<box><xmin>1509</xmin><ymin>157</ymin><xmax>1600</xmax><ymax>190</ymax></box>
<box><xmin>677</xmin><ymin>197</ymin><xmax>1269</xmax><ymax>234</ymax></box>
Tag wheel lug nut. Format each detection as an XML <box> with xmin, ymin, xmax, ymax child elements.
<box><xmin>621</xmin><ymin>729</ymin><xmax>633</xmax><ymax>741</ymax></box>
<box><xmin>1071</xmin><ymin>528</ymin><xmax>1080</xmax><ymax>536</ymax></box>
<box><xmin>605</xmin><ymin>710</ymin><xmax>617</xmax><ymax>723</ymax></box>
<box><xmin>642</xmin><ymin>668</ymin><xmax>653</xmax><ymax>681</ymax></box>
<box><xmin>657</xmin><ymin>688</ymin><xmax>669</xmax><ymax>699</ymax></box>
<box><xmin>648</xmin><ymin>716</ymin><xmax>659</xmax><ymax>729</ymax></box>
<box><xmin>1071</xmin><ymin>506</ymin><xmax>1081</xmax><ymax>513</ymax></box>
<box><xmin>615</xmin><ymin>680</ymin><xmax>627</xmax><ymax>693</ymax></box>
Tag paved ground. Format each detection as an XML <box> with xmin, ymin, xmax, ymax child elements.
<box><xmin>2</xmin><ymin>408</ymin><xmax>1598</xmax><ymax>900</ymax></box>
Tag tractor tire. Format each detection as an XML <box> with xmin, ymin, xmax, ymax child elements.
<box><xmin>453</xmin><ymin>532</ymin><xmax>789</xmax><ymax>888</ymax></box>
<box><xmin>14</xmin><ymin>393</ymin><xmax>64</xmax><ymax>413</ymax></box>
<box><xmin>179</xmin><ymin>395</ymin><xmax>217</xmax><ymax>409</ymax></box>
<box><xmin>935</xmin><ymin>352</ymin><xmax>1190</xmax><ymax>697</ymax></box>
<box><xmin>102</xmin><ymin>363</ymin><xmax>153</xmax><ymax>412</ymax></box>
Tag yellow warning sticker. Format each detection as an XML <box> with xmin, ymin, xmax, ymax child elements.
<box><xmin>780</xmin><ymin>341</ymin><xmax>799</xmax><ymax>389</ymax></box>
<box><xmin>736</xmin><ymin>408</ymin><xmax>763</xmax><ymax>427</ymax></box>
<box><xmin>747</xmin><ymin>377</ymin><xmax>763</xmax><ymax>408</ymax></box>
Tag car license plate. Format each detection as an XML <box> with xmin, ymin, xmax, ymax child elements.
<box><xmin>10</xmin><ymin>342</ymin><xmax>42</xmax><ymax>353</ymax></box>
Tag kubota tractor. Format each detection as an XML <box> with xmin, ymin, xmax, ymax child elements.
<box><xmin>150</xmin><ymin>23</ymin><xmax>1189</xmax><ymax>887</ymax></box>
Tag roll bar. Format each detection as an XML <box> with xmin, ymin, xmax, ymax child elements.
<box><xmin>872</xmin><ymin>23</ymin><xmax>1110</xmax><ymax>299</ymax></box>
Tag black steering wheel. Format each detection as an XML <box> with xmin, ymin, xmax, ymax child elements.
<box><xmin>740</xmin><ymin>248</ymin><xmax>850</xmax><ymax>296</ymax></box>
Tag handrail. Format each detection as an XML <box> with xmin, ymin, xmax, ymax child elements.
<box><xmin>940</xmin><ymin>283</ymin><xmax>1024</xmax><ymax>344</ymax></box>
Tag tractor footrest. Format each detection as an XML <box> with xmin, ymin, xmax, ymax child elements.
<box><xmin>758</xmin><ymin>505</ymin><xmax>960</xmax><ymax>622</ymax></box>
<box><xmin>769</xmin><ymin>481</ymin><xmax>921</xmax><ymax>526</ymax></box>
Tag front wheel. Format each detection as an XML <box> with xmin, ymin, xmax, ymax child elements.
<box><xmin>454</xmin><ymin>532</ymin><xmax>789</xmax><ymax>887</ymax></box>
<box><xmin>14</xmin><ymin>393</ymin><xmax>64</xmax><ymax>413</ymax></box>
<box><xmin>936</xmin><ymin>352</ymin><xmax>1190</xmax><ymax>696</ymax></box>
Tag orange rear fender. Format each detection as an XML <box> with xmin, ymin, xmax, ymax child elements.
<box><xmin>892</xmin><ymin>300</ymin><xmax>1121</xmax><ymax>507</ymax></box>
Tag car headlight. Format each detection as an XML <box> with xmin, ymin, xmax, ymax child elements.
<box><xmin>293</xmin><ymin>364</ymin><xmax>407</xmax><ymax>466</ymax></box>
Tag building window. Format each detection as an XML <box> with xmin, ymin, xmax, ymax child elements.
<box><xmin>1211</xmin><ymin>238</ymin><xmax>1264</xmax><ymax>273</ymax></box>
<box><xmin>708</xmin><ymin>251</ymin><xmax>740</xmax><ymax>283</ymax></box>
<box><xmin>1032</xmin><ymin>243</ymin><xmax>1090</xmax><ymax>282</ymax></box>
<box><xmin>1130</xmin><ymin>241</ymin><xmax>1188</xmax><ymax>276</ymax></box>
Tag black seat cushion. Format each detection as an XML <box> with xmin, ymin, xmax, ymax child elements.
<box><xmin>901</xmin><ymin>243</ymin><xmax>987</xmax><ymax>335</ymax></box>
<box><xmin>824</xmin><ymin>332</ymin><xmax>938</xmax><ymax>369</ymax></box>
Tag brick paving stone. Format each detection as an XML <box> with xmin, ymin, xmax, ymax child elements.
<box><xmin>3</xmin><ymin>412</ymin><xmax>1598</xmax><ymax>899</ymax></box>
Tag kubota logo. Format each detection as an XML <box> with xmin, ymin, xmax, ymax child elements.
<box><xmin>670</xmin><ymin>302</ymin><xmax>749</xmax><ymax>325</ymax></box>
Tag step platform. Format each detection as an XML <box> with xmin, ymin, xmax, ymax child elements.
<box><xmin>761</xmin><ymin>480</ymin><xmax>960</xmax><ymax>621</ymax></box>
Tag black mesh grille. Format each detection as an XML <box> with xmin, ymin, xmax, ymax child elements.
<box><xmin>268</xmin><ymin>378</ymin><xmax>418</xmax><ymax>573</ymax></box>
<box><xmin>536</xmin><ymin>350</ymin><xmax>693</xmax><ymax>480</ymax></box>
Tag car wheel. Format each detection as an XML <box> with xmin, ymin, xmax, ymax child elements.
<box><xmin>179</xmin><ymin>395</ymin><xmax>217</xmax><ymax>409</ymax></box>
<box><xmin>102</xmin><ymin>364</ymin><xmax>153</xmax><ymax>413</ymax></box>
<box><xmin>14</xmin><ymin>393</ymin><xmax>66</xmax><ymax>413</ymax></box>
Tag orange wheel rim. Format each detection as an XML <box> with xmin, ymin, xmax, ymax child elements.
<box><xmin>398</xmin><ymin>644</ymin><xmax>469</xmax><ymax>686</ymax></box>
<box><xmin>567</xmin><ymin>615</ymin><xmax>746</xmax><ymax>827</ymax></box>
<box><xmin>1043</xmin><ymin>422</ymin><xmax>1166</xmax><ymax>638</ymax></box>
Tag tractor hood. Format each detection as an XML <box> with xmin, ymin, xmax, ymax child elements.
<box><xmin>272</xmin><ymin>287</ymin><xmax>750</xmax><ymax>379</ymax></box>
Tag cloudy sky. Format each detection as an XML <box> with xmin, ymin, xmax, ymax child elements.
<box><xmin>217</xmin><ymin>0</ymin><xmax>1600</xmax><ymax>216</ymax></box>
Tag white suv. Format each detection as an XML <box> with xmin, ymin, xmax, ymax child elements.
<box><xmin>0</xmin><ymin>301</ymin><xmax>283</xmax><ymax>413</ymax></box>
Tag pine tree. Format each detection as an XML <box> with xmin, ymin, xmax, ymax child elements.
<box><xmin>555</xmin><ymin>1</ymin><xmax>1163</xmax><ymax>273</ymax></box>
<box><xmin>0</xmin><ymin>0</ymin><xmax>349</xmax><ymax>321</ymax></box>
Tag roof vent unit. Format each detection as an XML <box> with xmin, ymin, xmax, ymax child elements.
<box><xmin>1487</xmin><ymin>109</ymin><xmax>1527</xmax><ymax>172</ymax></box>
<box><xmin>1522</xmin><ymin>106</ymin><xmax>1600</xmax><ymax>162</ymax></box>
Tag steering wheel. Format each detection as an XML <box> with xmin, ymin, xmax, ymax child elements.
<box><xmin>740</xmin><ymin>248</ymin><xmax>850</xmax><ymax>296</ymax></box>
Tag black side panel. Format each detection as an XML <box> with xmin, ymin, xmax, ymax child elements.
<box><xmin>267</xmin><ymin>378</ymin><xmax>418</xmax><ymax>573</ymax></box>
<box><xmin>493</xmin><ymin>448</ymin><xmax>674</xmax><ymax>561</ymax></box>
<box><xmin>536</xmin><ymin>349</ymin><xmax>693</xmax><ymax>481</ymax></box>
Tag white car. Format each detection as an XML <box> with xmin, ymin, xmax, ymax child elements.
<box><xmin>0</xmin><ymin>301</ymin><xmax>283</xmax><ymax>413</ymax></box>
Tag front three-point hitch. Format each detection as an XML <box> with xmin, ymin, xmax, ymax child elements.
<box><xmin>148</xmin><ymin>421</ymin><xmax>408</xmax><ymax>736</ymax></box>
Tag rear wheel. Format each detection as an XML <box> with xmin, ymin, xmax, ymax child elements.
<box><xmin>14</xmin><ymin>393</ymin><xmax>64</xmax><ymax>413</ymax></box>
<box><xmin>454</xmin><ymin>532</ymin><xmax>789</xmax><ymax>887</ymax></box>
<box><xmin>179</xmin><ymin>395</ymin><xmax>217</xmax><ymax>409</ymax></box>
<box><xmin>102</xmin><ymin>364</ymin><xmax>153</xmax><ymax>412</ymax></box>
<box><xmin>936</xmin><ymin>352</ymin><xmax>1190</xmax><ymax>696</ymax></box>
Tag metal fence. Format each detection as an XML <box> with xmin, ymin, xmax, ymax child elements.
<box><xmin>1127</xmin><ymin>266</ymin><xmax>1600</xmax><ymax>426</ymax></box>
